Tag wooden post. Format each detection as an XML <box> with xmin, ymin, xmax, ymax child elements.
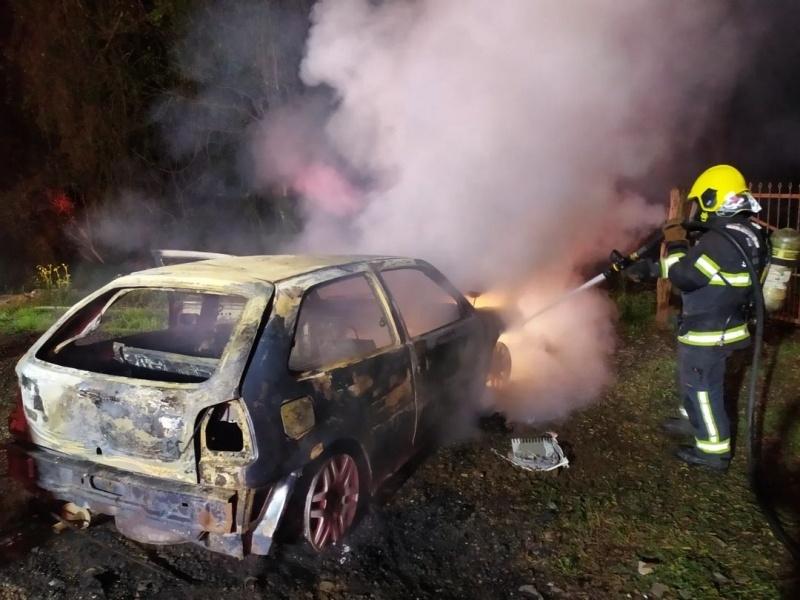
<box><xmin>656</xmin><ymin>188</ymin><xmax>683</xmax><ymax>328</ymax></box>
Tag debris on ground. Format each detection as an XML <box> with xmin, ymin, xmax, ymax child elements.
<box><xmin>493</xmin><ymin>433</ymin><xmax>569</xmax><ymax>472</ymax></box>
<box><xmin>638</xmin><ymin>560</ymin><xmax>656</xmax><ymax>576</ymax></box>
<box><xmin>518</xmin><ymin>583</ymin><xmax>544</xmax><ymax>598</ymax></box>
<box><xmin>650</xmin><ymin>582</ymin><xmax>669</xmax><ymax>598</ymax></box>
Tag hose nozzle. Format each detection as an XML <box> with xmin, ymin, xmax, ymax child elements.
<box><xmin>605</xmin><ymin>230</ymin><xmax>666</xmax><ymax>278</ymax></box>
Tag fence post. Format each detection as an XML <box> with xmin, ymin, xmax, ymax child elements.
<box><xmin>656</xmin><ymin>188</ymin><xmax>683</xmax><ymax>328</ymax></box>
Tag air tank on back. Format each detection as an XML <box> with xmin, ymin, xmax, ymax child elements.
<box><xmin>763</xmin><ymin>228</ymin><xmax>800</xmax><ymax>312</ymax></box>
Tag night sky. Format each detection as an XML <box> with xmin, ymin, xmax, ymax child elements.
<box><xmin>715</xmin><ymin>0</ymin><xmax>800</xmax><ymax>182</ymax></box>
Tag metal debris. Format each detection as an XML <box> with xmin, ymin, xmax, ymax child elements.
<box><xmin>51</xmin><ymin>502</ymin><xmax>91</xmax><ymax>533</ymax></box>
<box><xmin>493</xmin><ymin>433</ymin><xmax>569</xmax><ymax>472</ymax></box>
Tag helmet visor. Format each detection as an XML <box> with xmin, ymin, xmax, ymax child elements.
<box><xmin>717</xmin><ymin>191</ymin><xmax>761</xmax><ymax>216</ymax></box>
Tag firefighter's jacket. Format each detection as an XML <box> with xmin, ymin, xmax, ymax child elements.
<box><xmin>661</xmin><ymin>214</ymin><xmax>768</xmax><ymax>349</ymax></box>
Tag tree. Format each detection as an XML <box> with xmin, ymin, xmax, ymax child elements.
<box><xmin>1</xmin><ymin>0</ymin><xmax>312</xmax><ymax>288</ymax></box>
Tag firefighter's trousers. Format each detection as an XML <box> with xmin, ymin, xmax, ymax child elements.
<box><xmin>677</xmin><ymin>344</ymin><xmax>733</xmax><ymax>458</ymax></box>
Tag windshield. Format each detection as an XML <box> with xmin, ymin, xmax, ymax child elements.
<box><xmin>38</xmin><ymin>288</ymin><xmax>249</xmax><ymax>383</ymax></box>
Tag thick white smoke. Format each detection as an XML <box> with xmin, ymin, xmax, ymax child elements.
<box><xmin>250</xmin><ymin>0</ymin><xmax>746</xmax><ymax>421</ymax></box>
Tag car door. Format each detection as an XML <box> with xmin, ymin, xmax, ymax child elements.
<box><xmin>378</xmin><ymin>266</ymin><xmax>486</xmax><ymax>430</ymax></box>
<box><xmin>287</xmin><ymin>273</ymin><xmax>417</xmax><ymax>480</ymax></box>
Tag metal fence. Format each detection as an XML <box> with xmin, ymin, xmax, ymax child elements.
<box><xmin>750</xmin><ymin>182</ymin><xmax>800</xmax><ymax>324</ymax></box>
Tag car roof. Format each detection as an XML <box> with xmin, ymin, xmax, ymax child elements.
<box><xmin>121</xmin><ymin>254</ymin><xmax>401</xmax><ymax>286</ymax></box>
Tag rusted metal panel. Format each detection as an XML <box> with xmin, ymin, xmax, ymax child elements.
<box><xmin>197</xmin><ymin>400</ymin><xmax>255</xmax><ymax>489</ymax></box>
<box><xmin>131</xmin><ymin>254</ymin><xmax>398</xmax><ymax>287</ymax></box>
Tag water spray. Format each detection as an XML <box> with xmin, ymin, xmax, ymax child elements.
<box><xmin>519</xmin><ymin>273</ymin><xmax>608</xmax><ymax>326</ymax></box>
<box><xmin>519</xmin><ymin>230</ymin><xmax>665</xmax><ymax>327</ymax></box>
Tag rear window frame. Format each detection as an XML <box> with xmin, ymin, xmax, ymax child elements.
<box><xmin>34</xmin><ymin>285</ymin><xmax>264</xmax><ymax>388</ymax></box>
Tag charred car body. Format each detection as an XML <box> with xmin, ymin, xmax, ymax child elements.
<box><xmin>8</xmin><ymin>255</ymin><xmax>500</xmax><ymax>558</ymax></box>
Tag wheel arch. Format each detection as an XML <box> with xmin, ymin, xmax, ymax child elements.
<box><xmin>324</xmin><ymin>437</ymin><xmax>374</xmax><ymax>493</ymax></box>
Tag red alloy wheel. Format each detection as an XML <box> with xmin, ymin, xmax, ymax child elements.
<box><xmin>303</xmin><ymin>453</ymin><xmax>360</xmax><ymax>551</ymax></box>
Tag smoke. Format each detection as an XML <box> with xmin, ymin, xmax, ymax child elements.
<box><xmin>65</xmin><ymin>2</ymin><xmax>313</xmax><ymax>264</ymax></box>
<box><xmin>246</xmin><ymin>0</ymin><xmax>747</xmax><ymax>421</ymax></box>
<box><xmin>70</xmin><ymin>0</ymin><xmax>752</xmax><ymax>422</ymax></box>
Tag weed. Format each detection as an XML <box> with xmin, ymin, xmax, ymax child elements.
<box><xmin>33</xmin><ymin>263</ymin><xmax>75</xmax><ymax>306</ymax></box>
<box><xmin>613</xmin><ymin>289</ymin><xmax>656</xmax><ymax>335</ymax></box>
<box><xmin>34</xmin><ymin>263</ymin><xmax>71</xmax><ymax>291</ymax></box>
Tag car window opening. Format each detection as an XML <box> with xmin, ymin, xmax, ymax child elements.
<box><xmin>289</xmin><ymin>275</ymin><xmax>394</xmax><ymax>372</ymax></box>
<box><xmin>380</xmin><ymin>268</ymin><xmax>464</xmax><ymax>337</ymax></box>
<box><xmin>37</xmin><ymin>289</ymin><xmax>248</xmax><ymax>383</ymax></box>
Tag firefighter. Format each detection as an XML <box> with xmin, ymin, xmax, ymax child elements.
<box><xmin>626</xmin><ymin>164</ymin><xmax>768</xmax><ymax>472</ymax></box>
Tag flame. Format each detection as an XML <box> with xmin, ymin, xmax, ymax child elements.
<box><xmin>472</xmin><ymin>290</ymin><xmax>509</xmax><ymax>311</ymax></box>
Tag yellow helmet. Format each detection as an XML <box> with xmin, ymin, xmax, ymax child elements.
<box><xmin>688</xmin><ymin>164</ymin><xmax>754</xmax><ymax>214</ymax></box>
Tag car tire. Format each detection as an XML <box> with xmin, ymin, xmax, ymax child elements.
<box><xmin>282</xmin><ymin>451</ymin><xmax>364</xmax><ymax>552</ymax></box>
<box><xmin>486</xmin><ymin>341</ymin><xmax>512</xmax><ymax>391</ymax></box>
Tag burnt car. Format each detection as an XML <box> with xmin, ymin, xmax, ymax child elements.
<box><xmin>7</xmin><ymin>255</ymin><xmax>500</xmax><ymax>558</ymax></box>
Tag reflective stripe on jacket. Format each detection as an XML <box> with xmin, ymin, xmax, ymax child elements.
<box><xmin>665</xmin><ymin>215</ymin><xmax>768</xmax><ymax>348</ymax></box>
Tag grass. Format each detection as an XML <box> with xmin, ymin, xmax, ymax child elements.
<box><xmin>100</xmin><ymin>307</ymin><xmax>166</xmax><ymax>336</ymax></box>
<box><xmin>777</xmin><ymin>335</ymin><xmax>800</xmax><ymax>359</ymax></box>
<box><xmin>0</xmin><ymin>305</ymin><xmax>167</xmax><ymax>337</ymax></box>
<box><xmin>524</xmin><ymin>319</ymin><xmax>800</xmax><ymax>597</ymax></box>
<box><xmin>0</xmin><ymin>306</ymin><xmax>63</xmax><ymax>334</ymax></box>
<box><xmin>0</xmin><ymin>287</ymin><xmax>85</xmax><ymax>335</ymax></box>
<box><xmin>612</xmin><ymin>288</ymin><xmax>657</xmax><ymax>336</ymax></box>
<box><xmin>0</xmin><ymin>285</ymin><xmax>168</xmax><ymax>337</ymax></box>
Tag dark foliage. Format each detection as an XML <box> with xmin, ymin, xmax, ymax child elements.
<box><xmin>0</xmin><ymin>0</ymin><xmax>311</xmax><ymax>290</ymax></box>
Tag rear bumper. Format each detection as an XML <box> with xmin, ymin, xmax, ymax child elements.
<box><xmin>6</xmin><ymin>442</ymin><xmax>296</xmax><ymax>559</ymax></box>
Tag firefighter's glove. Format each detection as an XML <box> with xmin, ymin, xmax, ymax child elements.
<box><xmin>662</xmin><ymin>218</ymin><xmax>687</xmax><ymax>244</ymax></box>
<box><xmin>623</xmin><ymin>258</ymin><xmax>659</xmax><ymax>283</ymax></box>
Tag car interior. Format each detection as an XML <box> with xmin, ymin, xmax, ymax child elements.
<box><xmin>39</xmin><ymin>289</ymin><xmax>245</xmax><ymax>383</ymax></box>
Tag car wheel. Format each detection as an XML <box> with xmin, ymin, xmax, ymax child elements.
<box><xmin>487</xmin><ymin>341</ymin><xmax>512</xmax><ymax>390</ymax></box>
<box><xmin>302</xmin><ymin>453</ymin><xmax>360</xmax><ymax>551</ymax></box>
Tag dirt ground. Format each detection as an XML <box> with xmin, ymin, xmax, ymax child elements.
<box><xmin>1</xmin><ymin>325</ymin><xmax>799</xmax><ymax>599</ymax></box>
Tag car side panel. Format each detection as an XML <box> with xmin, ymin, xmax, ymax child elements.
<box><xmin>411</xmin><ymin>314</ymin><xmax>492</xmax><ymax>432</ymax></box>
<box><xmin>374</xmin><ymin>261</ymin><xmax>499</xmax><ymax>431</ymax></box>
<box><xmin>240</xmin><ymin>268</ymin><xmax>417</xmax><ymax>490</ymax></box>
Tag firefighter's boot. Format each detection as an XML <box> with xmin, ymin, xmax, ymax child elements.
<box><xmin>661</xmin><ymin>417</ymin><xmax>694</xmax><ymax>438</ymax></box>
<box><xmin>674</xmin><ymin>447</ymin><xmax>730</xmax><ymax>473</ymax></box>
